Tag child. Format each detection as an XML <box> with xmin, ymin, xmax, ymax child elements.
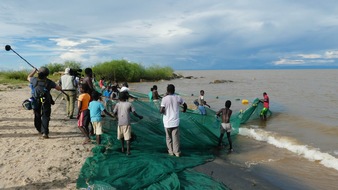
<box><xmin>260</xmin><ymin>92</ymin><xmax>270</xmax><ymax>121</ymax></box>
<box><xmin>103</xmin><ymin>86</ymin><xmax>113</xmax><ymax>107</ymax></box>
<box><xmin>152</xmin><ymin>85</ymin><xmax>161</xmax><ymax>101</ymax></box>
<box><xmin>148</xmin><ymin>87</ymin><xmax>153</xmax><ymax>101</ymax></box>
<box><xmin>113</xmin><ymin>91</ymin><xmax>143</xmax><ymax>155</ymax></box>
<box><xmin>216</xmin><ymin>100</ymin><xmax>233</xmax><ymax>152</ymax></box>
<box><xmin>99</xmin><ymin>77</ymin><xmax>105</xmax><ymax>92</ymax></box>
<box><xmin>77</xmin><ymin>84</ymin><xmax>91</xmax><ymax>144</ymax></box>
<box><xmin>197</xmin><ymin>90</ymin><xmax>210</xmax><ymax>115</ymax></box>
<box><xmin>88</xmin><ymin>91</ymin><xmax>115</xmax><ymax>144</ymax></box>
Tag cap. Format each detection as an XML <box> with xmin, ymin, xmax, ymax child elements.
<box><xmin>38</xmin><ymin>67</ymin><xmax>49</xmax><ymax>76</ymax></box>
<box><xmin>65</xmin><ymin>68</ymin><xmax>70</xmax><ymax>74</ymax></box>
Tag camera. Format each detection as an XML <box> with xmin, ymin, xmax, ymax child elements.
<box><xmin>69</xmin><ymin>68</ymin><xmax>82</xmax><ymax>78</ymax></box>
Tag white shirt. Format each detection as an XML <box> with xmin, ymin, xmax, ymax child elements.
<box><xmin>119</xmin><ymin>86</ymin><xmax>129</xmax><ymax>92</ymax></box>
<box><xmin>161</xmin><ymin>94</ymin><xmax>184</xmax><ymax>128</ymax></box>
<box><xmin>60</xmin><ymin>74</ymin><xmax>76</xmax><ymax>90</ymax></box>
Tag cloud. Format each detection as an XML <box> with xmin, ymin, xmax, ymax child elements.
<box><xmin>274</xmin><ymin>59</ymin><xmax>305</xmax><ymax>65</ymax></box>
<box><xmin>324</xmin><ymin>50</ymin><xmax>338</xmax><ymax>59</ymax></box>
<box><xmin>273</xmin><ymin>51</ymin><xmax>337</xmax><ymax>66</ymax></box>
<box><xmin>1</xmin><ymin>1</ymin><xmax>338</xmax><ymax>70</ymax></box>
<box><xmin>297</xmin><ymin>54</ymin><xmax>322</xmax><ymax>59</ymax></box>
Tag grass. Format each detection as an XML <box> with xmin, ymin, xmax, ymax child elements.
<box><xmin>0</xmin><ymin>71</ymin><xmax>29</xmax><ymax>87</ymax></box>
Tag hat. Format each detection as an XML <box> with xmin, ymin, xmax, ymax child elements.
<box><xmin>65</xmin><ymin>68</ymin><xmax>70</xmax><ymax>74</ymax></box>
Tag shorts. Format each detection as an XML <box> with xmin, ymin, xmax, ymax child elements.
<box><xmin>117</xmin><ymin>125</ymin><xmax>131</xmax><ymax>140</ymax></box>
<box><xmin>260</xmin><ymin>107</ymin><xmax>269</xmax><ymax>116</ymax></box>
<box><xmin>220</xmin><ymin>123</ymin><xmax>232</xmax><ymax>134</ymax></box>
<box><xmin>77</xmin><ymin>109</ymin><xmax>90</xmax><ymax>128</ymax></box>
<box><xmin>92</xmin><ymin>121</ymin><xmax>103</xmax><ymax>135</ymax></box>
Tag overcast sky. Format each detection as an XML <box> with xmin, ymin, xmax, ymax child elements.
<box><xmin>1</xmin><ymin>0</ymin><xmax>338</xmax><ymax>70</ymax></box>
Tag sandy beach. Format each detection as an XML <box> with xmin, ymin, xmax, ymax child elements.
<box><xmin>0</xmin><ymin>85</ymin><xmax>93</xmax><ymax>189</ymax></box>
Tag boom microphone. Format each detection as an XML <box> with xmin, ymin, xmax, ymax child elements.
<box><xmin>5</xmin><ymin>45</ymin><xmax>11</xmax><ymax>51</ymax></box>
<box><xmin>5</xmin><ymin>45</ymin><xmax>38</xmax><ymax>71</ymax></box>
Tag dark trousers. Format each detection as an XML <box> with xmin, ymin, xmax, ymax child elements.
<box><xmin>34</xmin><ymin>102</ymin><xmax>51</xmax><ymax>135</ymax></box>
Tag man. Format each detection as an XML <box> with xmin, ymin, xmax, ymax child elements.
<box><xmin>59</xmin><ymin>68</ymin><xmax>77</xmax><ymax>119</ymax></box>
<box><xmin>27</xmin><ymin>67</ymin><xmax>62</xmax><ymax>138</ymax></box>
<box><xmin>160</xmin><ymin>84</ymin><xmax>187</xmax><ymax>157</ymax></box>
<box><xmin>119</xmin><ymin>82</ymin><xmax>129</xmax><ymax>92</ymax></box>
<box><xmin>82</xmin><ymin>68</ymin><xmax>95</xmax><ymax>135</ymax></box>
<box><xmin>82</xmin><ymin>68</ymin><xmax>95</xmax><ymax>99</ymax></box>
<box><xmin>216</xmin><ymin>100</ymin><xmax>233</xmax><ymax>152</ymax></box>
<box><xmin>260</xmin><ymin>92</ymin><xmax>270</xmax><ymax>121</ymax></box>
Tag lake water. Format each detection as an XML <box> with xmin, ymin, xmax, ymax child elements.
<box><xmin>130</xmin><ymin>69</ymin><xmax>338</xmax><ymax>190</ymax></box>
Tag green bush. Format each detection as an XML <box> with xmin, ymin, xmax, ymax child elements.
<box><xmin>0</xmin><ymin>60</ymin><xmax>174</xmax><ymax>84</ymax></box>
<box><xmin>92</xmin><ymin>60</ymin><xmax>146</xmax><ymax>82</ymax></box>
<box><xmin>64</xmin><ymin>61</ymin><xmax>82</xmax><ymax>70</ymax></box>
<box><xmin>143</xmin><ymin>65</ymin><xmax>174</xmax><ymax>80</ymax></box>
<box><xmin>92</xmin><ymin>60</ymin><xmax>174</xmax><ymax>82</ymax></box>
<box><xmin>44</xmin><ymin>63</ymin><xmax>64</xmax><ymax>74</ymax></box>
<box><xmin>45</xmin><ymin>61</ymin><xmax>82</xmax><ymax>74</ymax></box>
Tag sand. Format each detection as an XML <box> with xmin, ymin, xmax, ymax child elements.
<box><xmin>0</xmin><ymin>85</ymin><xmax>92</xmax><ymax>189</ymax></box>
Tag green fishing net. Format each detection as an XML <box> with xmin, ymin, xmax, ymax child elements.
<box><xmin>76</xmin><ymin>90</ymin><xmax>267</xmax><ymax>190</ymax></box>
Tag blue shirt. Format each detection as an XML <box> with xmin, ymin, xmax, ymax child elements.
<box><xmin>103</xmin><ymin>90</ymin><xmax>112</xmax><ymax>98</ymax></box>
<box><xmin>148</xmin><ymin>91</ymin><xmax>153</xmax><ymax>101</ymax></box>
<box><xmin>88</xmin><ymin>100</ymin><xmax>105</xmax><ymax>122</ymax></box>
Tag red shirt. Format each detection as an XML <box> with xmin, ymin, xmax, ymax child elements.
<box><xmin>263</xmin><ymin>94</ymin><xmax>269</xmax><ymax>108</ymax></box>
<box><xmin>99</xmin><ymin>80</ymin><xmax>104</xmax><ymax>88</ymax></box>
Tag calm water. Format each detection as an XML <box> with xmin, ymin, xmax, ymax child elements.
<box><xmin>131</xmin><ymin>69</ymin><xmax>338</xmax><ymax>190</ymax></box>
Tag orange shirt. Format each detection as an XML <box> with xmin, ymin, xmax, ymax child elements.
<box><xmin>78</xmin><ymin>93</ymin><xmax>90</xmax><ymax>111</ymax></box>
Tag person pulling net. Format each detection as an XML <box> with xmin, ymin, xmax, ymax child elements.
<box><xmin>77</xmin><ymin>91</ymin><xmax>268</xmax><ymax>189</ymax></box>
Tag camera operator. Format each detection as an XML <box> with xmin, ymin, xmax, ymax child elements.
<box><xmin>59</xmin><ymin>68</ymin><xmax>78</xmax><ymax>119</ymax></box>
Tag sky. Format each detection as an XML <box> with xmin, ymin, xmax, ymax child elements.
<box><xmin>1</xmin><ymin>0</ymin><xmax>338</xmax><ymax>71</ymax></box>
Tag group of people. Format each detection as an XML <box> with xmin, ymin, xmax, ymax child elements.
<box><xmin>28</xmin><ymin>66</ymin><xmax>269</xmax><ymax>156</ymax></box>
<box><xmin>156</xmin><ymin>84</ymin><xmax>235</xmax><ymax>155</ymax></box>
<box><xmin>27</xmin><ymin>66</ymin><xmax>144</xmax><ymax>155</ymax></box>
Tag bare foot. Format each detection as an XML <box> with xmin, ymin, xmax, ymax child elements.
<box><xmin>82</xmin><ymin>139</ymin><xmax>91</xmax><ymax>145</ymax></box>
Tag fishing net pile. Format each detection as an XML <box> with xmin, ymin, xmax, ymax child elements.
<box><xmin>76</xmin><ymin>91</ymin><xmax>266</xmax><ymax>190</ymax></box>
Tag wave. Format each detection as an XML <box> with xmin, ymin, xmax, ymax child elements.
<box><xmin>239</xmin><ymin>127</ymin><xmax>338</xmax><ymax>171</ymax></box>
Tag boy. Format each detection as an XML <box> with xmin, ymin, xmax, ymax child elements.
<box><xmin>216</xmin><ymin>100</ymin><xmax>233</xmax><ymax>152</ymax></box>
<box><xmin>152</xmin><ymin>85</ymin><xmax>161</xmax><ymax>101</ymax></box>
<box><xmin>260</xmin><ymin>92</ymin><xmax>269</xmax><ymax>121</ymax></box>
<box><xmin>77</xmin><ymin>84</ymin><xmax>91</xmax><ymax>144</ymax></box>
<box><xmin>197</xmin><ymin>90</ymin><xmax>210</xmax><ymax>115</ymax></box>
<box><xmin>103</xmin><ymin>85</ymin><xmax>113</xmax><ymax>108</ymax></box>
<box><xmin>148</xmin><ymin>87</ymin><xmax>153</xmax><ymax>101</ymax></box>
<box><xmin>88</xmin><ymin>91</ymin><xmax>115</xmax><ymax>144</ymax></box>
<box><xmin>113</xmin><ymin>91</ymin><xmax>143</xmax><ymax>155</ymax></box>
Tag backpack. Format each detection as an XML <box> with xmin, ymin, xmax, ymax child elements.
<box><xmin>33</xmin><ymin>79</ymin><xmax>50</xmax><ymax>103</ymax></box>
